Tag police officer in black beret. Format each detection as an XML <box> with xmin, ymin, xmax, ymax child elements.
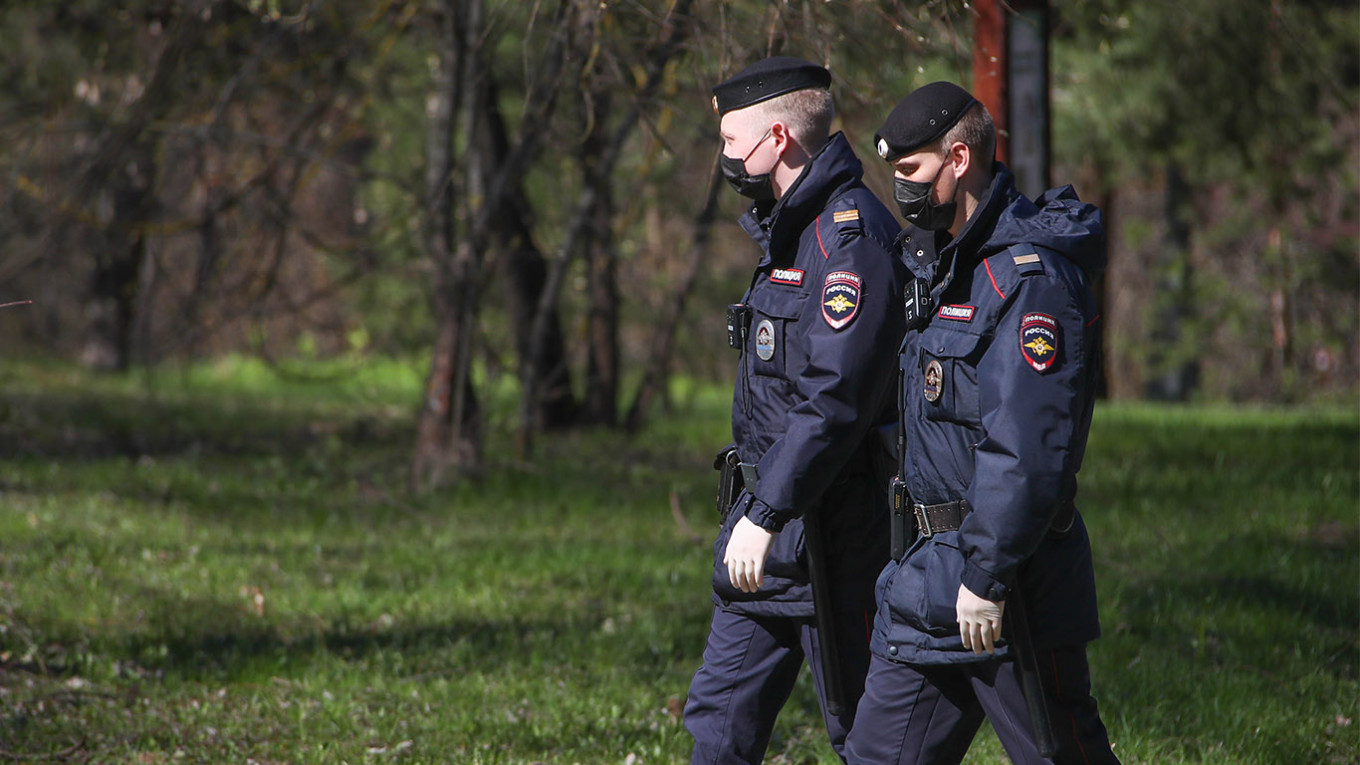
<box><xmin>683</xmin><ymin>56</ymin><xmax>907</xmax><ymax>763</ymax></box>
<box><xmin>844</xmin><ymin>82</ymin><xmax>1121</xmax><ymax>764</ymax></box>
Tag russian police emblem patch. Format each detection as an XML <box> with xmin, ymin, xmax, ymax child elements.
<box><xmin>1020</xmin><ymin>313</ymin><xmax>1059</xmax><ymax>372</ymax></box>
<box><xmin>822</xmin><ymin>271</ymin><xmax>862</xmax><ymax>330</ymax></box>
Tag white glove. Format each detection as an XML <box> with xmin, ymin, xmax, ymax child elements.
<box><xmin>724</xmin><ymin>515</ymin><xmax>776</xmax><ymax>593</ymax></box>
<box><xmin>956</xmin><ymin>584</ymin><xmax>1005</xmax><ymax>655</ymax></box>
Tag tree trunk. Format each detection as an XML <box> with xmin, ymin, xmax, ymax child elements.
<box><xmin>75</xmin><ymin>5</ymin><xmax>206</xmax><ymax>371</ymax></box>
<box><xmin>582</xmin><ymin>90</ymin><xmax>619</xmax><ymax>427</ymax></box>
<box><xmin>412</xmin><ymin>0</ymin><xmax>481</xmax><ymax>491</ymax></box>
<box><xmin>83</xmin><ymin>149</ymin><xmax>154</xmax><ymax>372</ymax></box>
<box><xmin>1267</xmin><ymin>224</ymin><xmax>1293</xmax><ymax>390</ymax></box>
<box><xmin>504</xmin><ymin>243</ymin><xmax>578</xmax><ymax>427</ymax></box>
<box><xmin>625</xmin><ymin>152</ymin><xmax>723</xmax><ymax>431</ymax></box>
<box><xmin>583</xmin><ymin>237</ymin><xmax>619</xmax><ymax>425</ymax></box>
<box><xmin>516</xmin><ymin>0</ymin><xmax>695</xmax><ymax>454</ymax></box>
<box><xmin>1144</xmin><ymin>163</ymin><xmax>1198</xmax><ymax>401</ymax></box>
<box><xmin>476</xmin><ymin>67</ymin><xmax>577</xmax><ymax>429</ymax></box>
<box><xmin>1090</xmin><ymin>183</ymin><xmax>1114</xmax><ymax>400</ymax></box>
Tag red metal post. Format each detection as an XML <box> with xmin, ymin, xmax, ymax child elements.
<box><xmin>972</xmin><ymin>0</ymin><xmax>1008</xmax><ymax>164</ymax></box>
<box><xmin>974</xmin><ymin>0</ymin><xmax>1050</xmax><ymax>196</ymax></box>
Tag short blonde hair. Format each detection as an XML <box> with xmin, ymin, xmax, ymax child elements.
<box><xmin>748</xmin><ymin>88</ymin><xmax>835</xmax><ymax>153</ymax></box>
<box><xmin>934</xmin><ymin>102</ymin><xmax>995</xmax><ymax>165</ymax></box>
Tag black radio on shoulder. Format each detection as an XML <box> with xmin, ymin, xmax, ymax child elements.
<box><xmin>726</xmin><ymin>304</ymin><xmax>752</xmax><ymax>350</ymax></box>
<box><xmin>904</xmin><ymin>278</ymin><xmax>932</xmax><ymax>330</ymax></box>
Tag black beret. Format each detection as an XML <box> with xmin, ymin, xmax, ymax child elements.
<box><xmin>712</xmin><ymin>56</ymin><xmax>831</xmax><ymax>116</ymax></box>
<box><xmin>873</xmin><ymin>81</ymin><xmax>979</xmax><ymax>161</ymax></box>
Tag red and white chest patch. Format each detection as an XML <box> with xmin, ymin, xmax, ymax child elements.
<box><xmin>770</xmin><ymin>268</ymin><xmax>805</xmax><ymax>286</ymax></box>
<box><xmin>938</xmin><ymin>304</ymin><xmax>975</xmax><ymax>322</ymax></box>
<box><xmin>822</xmin><ymin>270</ymin><xmax>862</xmax><ymax>330</ymax></box>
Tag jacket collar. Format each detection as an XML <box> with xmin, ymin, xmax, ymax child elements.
<box><xmin>930</xmin><ymin>163</ymin><xmax>1018</xmax><ymax>289</ymax></box>
<box><xmin>738</xmin><ymin>132</ymin><xmax>863</xmax><ymax>264</ymax></box>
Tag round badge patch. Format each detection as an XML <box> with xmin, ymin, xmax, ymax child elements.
<box><xmin>755</xmin><ymin>319</ymin><xmax>775</xmax><ymax>361</ymax></box>
<box><xmin>923</xmin><ymin>359</ymin><xmax>943</xmax><ymax>403</ymax></box>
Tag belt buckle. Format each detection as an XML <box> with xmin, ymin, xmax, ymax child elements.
<box><xmin>912</xmin><ymin>503</ymin><xmax>932</xmax><ymax>537</ymax></box>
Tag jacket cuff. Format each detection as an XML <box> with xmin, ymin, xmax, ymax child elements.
<box><xmin>746</xmin><ymin>498</ymin><xmax>789</xmax><ymax>533</ymax></box>
<box><xmin>961</xmin><ymin>559</ymin><xmax>1010</xmax><ymax>602</ymax></box>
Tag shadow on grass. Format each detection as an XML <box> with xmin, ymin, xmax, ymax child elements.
<box><xmin>6</xmin><ymin>569</ymin><xmax>714</xmax><ymax>688</ymax></box>
<box><xmin>1111</xmin><ymin>528</ymin><xmax>1358</xmax><ymax>681</ymax></box>
<box><xmin>141</xmin><ymin>609</ymin><xmax>708</xmax><ymax>687</ymax></box>
<box><xmin>0</xmin><ymin>386</ymin><xmax>713</xmax><ymax>519</ymax></box>
<box><xmin>1088</xmin><ymin>411</ymin><xmax>1359</xmax><ymax>478</ymax></box>
<box><xmin>0</xmin><ymin>391</ymin><xmax>412</xmax><ymax>462</ymax></box>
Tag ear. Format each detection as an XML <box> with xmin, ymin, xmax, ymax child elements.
<box><xmin>948</xmin><ymin>141</ymin><xmax>970</xmax><ymax>179</ymax></box>
<box><xmin>770</xmin><ymin>120</ymin><xmax>792</xmax><ymax>155</ymax></box>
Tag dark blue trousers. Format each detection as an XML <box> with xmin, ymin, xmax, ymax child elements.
<box><xmin>845</xmin><ymin>646</ymin><xmax>1119</xmax><ymax>765</ymax></box>
<box><xmin>684</xmin><ymin>605</ymin><xmax>874</xmax><ymax>764</ymax></box>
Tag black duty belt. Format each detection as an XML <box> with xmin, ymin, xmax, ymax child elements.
<box><xmin>913</xmin><ymin>500</ymin><xmax>971</xmax><ymax>538</ymax></box>
<box><xmin>891</xmin><ymin>495</ymin><xmax>1074</xmax><ymax>550</ymax></box>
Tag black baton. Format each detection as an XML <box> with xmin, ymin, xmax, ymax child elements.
<box><xmin>1007</xmin><ymin>592</ymin><xmax>1057</xmax><ymax>758</ymax></box>
<box><xmin>803</xmin><ymin>510</ymin><xmax>848</xmax><ymax>717</ymax></box>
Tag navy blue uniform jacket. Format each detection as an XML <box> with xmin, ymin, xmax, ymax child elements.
<box><xmin>872</xmin><ymin>165</ymin><xmax>1106</xmax><ymax>664</ymax></box>
<box><xmin>713</xmin><ymin>132</ymin><xmax>907</xmax><ymax>618</ymax></box>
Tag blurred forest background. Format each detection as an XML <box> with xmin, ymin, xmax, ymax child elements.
<box><xmin>0</xmin><ymin>0</ymin><xmax>1355</xmax><ymax>487</ymax></box>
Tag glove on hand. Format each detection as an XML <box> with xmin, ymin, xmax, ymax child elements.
<box><xmin>956</xmin><ymin>584</ymin><xmax>1005</xmax><ymax>655</ymax></box>
<box><xmin>724</xmin><ymin>515</ymin><xmax>775</xmax><ymax>593</ymax></box>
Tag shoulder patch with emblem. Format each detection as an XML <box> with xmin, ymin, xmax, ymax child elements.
<box><xmin>1020</xmin><ymin>312</ymin><xmax>1059</xmax><ymax>372</ymax></box>
<box><xmin>822</xmin><ymin>270</ymin><xmax>862</xmax><ymax>330</ymax></box>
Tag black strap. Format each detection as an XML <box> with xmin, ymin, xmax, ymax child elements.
<box><xmin>913</xmin><ymin>500</ymin><xmax>971</xmax><ymax>537</ymax></box>
<box><xmin>738</xmin><ymin>462</ymin><xmax>760</xmax><ymax>489</ymax></box>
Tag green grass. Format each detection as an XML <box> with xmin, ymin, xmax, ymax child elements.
<box><xmin>0</xmin><ymin>360</ymin><xmax>1355</xmax><ymax>764</ymax></box>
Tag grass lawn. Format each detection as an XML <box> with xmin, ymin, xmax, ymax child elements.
<box><xmin>0</xmin><ymin>358</ymin><xmax>1355</xmax><ymax>764</ymax></box>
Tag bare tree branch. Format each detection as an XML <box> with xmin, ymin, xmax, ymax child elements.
<box><xmin>625</xmin><ymin>148</ymin><xmax>722</xmax><ymax>431</ymax></box>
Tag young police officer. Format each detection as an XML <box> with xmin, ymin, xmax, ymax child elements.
<box><xmin>845</xmin><ymin>82</ymin><xmax>1120</xmax><ymax>764</ymax></box>
<box><xmin>683</xmin><ymin>57</ymin><xmax>907</xmax><ymax>764</ymax></box>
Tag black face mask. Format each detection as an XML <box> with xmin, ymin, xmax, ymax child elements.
<box><xmin>720</xmin><ymin>128</ymin><xmax>775</xmax><ymax>201</ymax></box>
<box><xmin>893</xmin><ymin>159</ymin><xmax>957</xmax><ymax>231</ymax></box>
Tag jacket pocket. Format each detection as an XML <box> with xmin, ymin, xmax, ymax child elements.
<box><xmin>884</xmin><ymin>533</ymin><xmax>966</xmax><ymax>638</ymax></box>
<box><xmin>917</xmin><ymin>533</ymin><xmax>967</xmax><ymax>634</ymax></box>
<box><xmin>918</xmin><ymin>326</ymin><xmax>986</xmax><ymax>426</ymax></box>
<box><xmin>746</xmin><ymin>287</ymin><xmax>806</xmax><ymax>379</ymax></box>
<box><xmin>712</xmin><ymin>492</ymin><xmax>809</xmax><ymax>600</ymax></box>
<box><xmin>763</xmin><ymin>516</ymin><xmax>808</xmax><ymax>581</ymax></box>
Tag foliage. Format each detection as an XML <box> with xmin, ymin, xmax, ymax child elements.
<box><xmin>0</xmin><ymin>0</ymin><xmax>403</xmax><ymax>363</ymax></box>
<box><xmin>0</xmin><ymin>360</ymin><xmax>1355</xmax><ymax>763</ymax></box>
<box><xmin>1050</xmin><ymin>0</ymin><xmax>1360</xmax><ymax>401</ymax></box>
<box><xmin>0</xmin><ymin>0</ymin><xmax>1355</xmax><ymax>430</ymax></box>
<box><xmin>1052</xmin><ymin>0</ymin><xmax>1356</xmax><ymax>188</ymax></box>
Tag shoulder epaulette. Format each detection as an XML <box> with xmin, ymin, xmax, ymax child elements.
<box><xmin>1005</xmin><ymin>243</ymin><xmax>1046</xmax><ymax>276</ymax></box>
<box><xmin>828</xmin><ymin>198</ymin><xmax>864</xmax><ymax>235</ymax></box>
